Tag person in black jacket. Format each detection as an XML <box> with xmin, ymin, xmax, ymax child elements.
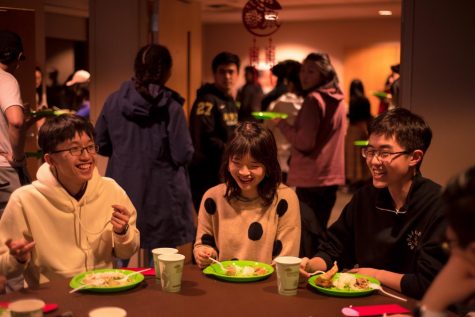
<box><xmin>189</xmin><ymin>52</ymin><xmax>240</xmax><ymax>211</ymax></box>
<box><xmin>300</xmin><ymin>108</ymin><xmax>448</xmax><ymax>299</ymax></box>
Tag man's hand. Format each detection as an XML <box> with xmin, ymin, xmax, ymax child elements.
<box><xmin>5</xmin><ymin>238</ymin><xmax>35</xmax><ymax>263</ymax></box>
<box><xmin>349</xmin><ymin>267</ymin><xmax>381</xmax><ymax>280</ymax></box>
<box><xmin>111</xmin><ymin>205</ymin><xmax>131</xmax><ymax>235</ymax></box>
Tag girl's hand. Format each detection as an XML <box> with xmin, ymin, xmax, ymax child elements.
<box><xmin>111</xmin><ymin>204</ymin><xmax>131</xmax><ymax>234</ymax></box>
<box><xmin>195</xmin><ymin>247</ymin><xmax>216</xmax><ymax>268</ymax></box>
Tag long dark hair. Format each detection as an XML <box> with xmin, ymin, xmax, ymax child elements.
<box><xmin>222</xmin><ymin>122</ymin><xmax>281</xmax><ymax>206</ymax></box>
<box><xmin>134</xmin><ymin>44</ymin><xmax>172</xmax><ymax>101</ymax></box>
<box><xmin>303</xmin><ymin>52</ymin><xmax>341</xmax><ymax>94</ymax></box>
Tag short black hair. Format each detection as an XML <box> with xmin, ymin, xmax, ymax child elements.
<box><xmin>442</xmin><ymin>166</ymin><xmax>475</xmax><ymax>247</ymax></box>
<box><xmin>211</xmin><ymin>51</ymin><xmax>240</xmax><ymax>74</ymax></box>
<box><xmin>134</xmin><ymin>44</ymin><xmax>172</xmax><ymax>86</ymax></box>
<box><xmin>0</xmin><ymin>30</ymin><xmax>25</xmax><ymax>64</ymax></box>
<box><xmin>221</xmin><ymin>121</ymin><xmax>281</xmax><ymax>206</ymax></box>
<box><xmin>368</xmin><ymin>108</ymin><xmax>432</xmax><ymax>169</ymax></box>
<box><xmin>38</xmin><ymin>114</ymin><xmax>95</xmax><ymax>154</ymax></box>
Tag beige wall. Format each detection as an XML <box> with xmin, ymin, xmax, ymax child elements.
<box><xmin>203</xmin><ymin>17</ymin><xmax>400</xmax><ymax>111</ymax></box>
<box><xmin>401</xmin><ymin>0</ymin><xmax>475</xmax><ymax>185</ymax></box>
<box><xmin>158</xmin><ymin>0</ymin><xmax>202</xmax><ymax>117</ymax></box>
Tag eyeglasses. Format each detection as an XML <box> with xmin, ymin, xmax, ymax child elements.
<box><xmin>361</xmin><ymin>147</ymin><xmax>409</xmax><ymax>162</ymax></box>
<box><xmin>51</xmin><ymin>144</ymin><xmax>98</xmax><ymax>156</ymax></box>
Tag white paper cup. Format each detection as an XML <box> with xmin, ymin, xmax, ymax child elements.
<box><xmin>274</xmin><ymin>256</ymin><xmax>302</xmax><ymax>296</ymax></box>
<box><xmin>8</xmin><ymin>299</ymin><xmax>45</xmax><ymax>317</ymax></box>
<box><xmin>89</xmin><ymin>306</ymin><xmax>127</xmax><ymax>317</ymax></box>
<box><xmin>152</xmin><ymin>247</ymin><xmax>178</xmax><ymax>279</ymax></box>
<box><xmin>157</xmin><ymin>253</ymin><xmax>185</xmax><ymax>292</ymax></box>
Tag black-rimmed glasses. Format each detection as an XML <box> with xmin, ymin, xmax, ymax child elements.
<box><xmin>51</xmin><ymin>144</ymin><xmax>98</xmax><ymax>156</ymax></box>
<box><xmin>361</xmin><ymin>147</ymin><xmax>409</xmax><ymax>162</ymax></box>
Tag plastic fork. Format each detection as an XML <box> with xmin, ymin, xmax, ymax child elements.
<box><xmin>208</xmin><ymin>256</ymin><xmax>225</xmax><ymax>271</ymax></box>
<box><xmin>369</xmin><ymin>283</ymin><xmax>407</xmax><ymax>302</ymax></box>
<box><xmin>116</xmin><ymin>268</ymin><xmax>151</xmax><ymax>283</ymax></box>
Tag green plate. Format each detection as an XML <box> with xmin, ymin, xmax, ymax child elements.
<box><xmin>251</xmin><ymin>111</ymin><xmax>288</xmax><ymax>120</ymax></box>
<box><xmin>203</xmin><ymin>260</ymin><xmax>274</xmax><ymax>282</ymax></box>
<box><xmin>353</xmin><ymin>140</ymin><xmax>369</xmax><ymax>147</ymax></box>
<box><xmin>29</xmin><ymin>109</ymin><xmax>74</xmax><ymax>119</ymax></box>
<box><xmin>69</xmin><ymin>268</ymin><xmax>145</xmax><ymax>293</ymax></box>
<box><xmin>308</xmin><ymin>273</ymin><xmax>379</xmax><ymax>297</ymax></box>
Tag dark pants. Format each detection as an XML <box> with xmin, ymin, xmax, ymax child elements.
<box><xmin>296</xmin><ymin>185</ymin><xmax>338</xmax><ymax>257</ymax></box>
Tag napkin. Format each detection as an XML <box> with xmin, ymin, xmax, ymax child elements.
<box><xmin>0</xmin><ymin>302</ymin><xmax>58</xmax><ymax>313</ymax></box>
<box><xmin>125</xmin><ymin>267</ymin><xmax>155</xmax><ymax>276</ymax></box>
<box><xmin>341</xmin><ymin>304</ymin><xmax>410</xmax><ymax>316</ymax></box>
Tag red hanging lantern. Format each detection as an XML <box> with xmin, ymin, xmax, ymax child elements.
<box><xmin>242</xmin><ymin>0</ymin><xmax>282</xmax><ymax>37</ymax></box>
<box><xmin>242</xmin><ymin>0</ymin><xmax>282</xmax><ymax>68</ymax></box>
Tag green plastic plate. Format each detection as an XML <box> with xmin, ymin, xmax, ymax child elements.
<box><xmin>203</xmin><ymin>260</ymin><xmax>274</xmax><ymax>282</ymax></box>
<box><xmin>69</xmin><ymin>268</ymin><xmax>144</xmax><ymax>293</ymax></box>
<box><xmin>251</xmin><ymin>111</ymin><xmax>288</xmax><ymax>120</ymax></box>
<box><xmin>308</xmin><ymin>273</ymin><xmax>379</xmax><ymax>297</ymax></box>
<box><xmin>353</xmin><ymin>140</ymin><xmax>369</xmax><ymax>147</ymax></box>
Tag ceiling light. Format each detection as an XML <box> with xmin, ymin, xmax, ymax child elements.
<box><xmin>378</xmin><ymin>10</ymin><xmax>393</xmax><ymax>16</ymax></box>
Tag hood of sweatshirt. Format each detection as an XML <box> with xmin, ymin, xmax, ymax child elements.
<box><xmin>32</xmin><ymin>162</ymin><xmax>103</xmax><ymax>213</ymax></box>
<box><xmin>315</xmin><ymin>86</ymin><xmax>345</xmax><ymax>103</ymax></box>
<box><xmin>116</xmin><ymin>80</ymin><xmax>184</xmax><ymax>122</ymax></box>
<box><xmin>196</xmin><ymin>83</ymin><xmax>234</xmax><ymax>102</ymax></box>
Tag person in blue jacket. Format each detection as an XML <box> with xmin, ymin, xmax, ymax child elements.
<box><xmin>95</xmin><ymin>44</ymin><xmax>195</xmax><ymax>266</ymax></box>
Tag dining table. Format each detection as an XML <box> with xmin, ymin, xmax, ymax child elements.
<box><xmin>1</xmin><ymin>265</ymin><xmax>416</xmax><ymax>317</ymax></box>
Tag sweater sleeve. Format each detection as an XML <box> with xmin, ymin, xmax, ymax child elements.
<box><xmin>277</xmin><ymin>94</ymin><xmax>321</xmax><ymax>153</ymax></box>
<box><xmin>274</xmin><ymin>187</ymin><xmax>301</xmax><ymax>258</ymax></box>
<box><xmin>193</xmin><ymin>191</ymin><xmax>218</xmax><ymax>253</ymax></box>
<box><xmin>400</xmin><ymin>213</ymin><xmax>448</xmax><ymax>299</ymax></box>
<box><xmin>0</xmin><ymin>193</ymin><xmax>31</xmax><ymax>278</ymax></box>
<box><xmin>112</xmin><ymin>187</ymin><xmax>140</xmax><ymax>259</ymax></box>
<box><xmin>167</xmin><ymin>103</ymin><xmax>194</xmax><ymax>166</ymax></box>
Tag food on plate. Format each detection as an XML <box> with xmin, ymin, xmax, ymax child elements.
<box><xmin>315</xmin><ymin>261</ymin><xmax>338</xmax><ymax>287</ymax></box>
<box><xmin>315</xmin><ymin>262</ymin><xmax>370</xmax><ymax>291</ymax></box>
<box><xmin>81</xmin><ymin>271</ymin><xmax>130</xmax><ymax>287</ymax></box>
<box><xmin>331</xmin><ymin>273</ymin><xmax>370</xmax><ymax>291</ymax></box>
<box><xmin>224</xmin><ymin>264</ymin><xmax>268</xmax><ymax>277</ymax></box>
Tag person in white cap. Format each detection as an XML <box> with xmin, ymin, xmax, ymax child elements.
<box><xmin>65</xmin><ymin>70</ymin><xmax>91</xmax><ymax>119</ymax></box>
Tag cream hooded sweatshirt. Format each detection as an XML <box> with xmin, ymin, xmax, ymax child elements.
<box><xmin>0</xmin><ymin>163</ymin><xmax>140</xmax><ymax>287</ymax></box>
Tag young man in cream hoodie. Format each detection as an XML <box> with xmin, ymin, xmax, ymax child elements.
<box><xmin>0</xmin><ymin>114</ymin><xmax>140</xmax><ymax>288</ymax></box>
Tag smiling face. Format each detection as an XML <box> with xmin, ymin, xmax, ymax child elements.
<box><xmin>228</xmin><ymin>152</ymin><xmax>266</xmax><ymax>199</ymax></box>
<box><xmin>45</xmin><ymin>132</ymin><xmax>96</xmax><ymax>195</ymax></box>
<box><xmin>214</xmin><ymin>63</ymin><xmax>239</xmax><ymax>95</ymax></box>
<box><xmin>299</xmin><ymin>59</ymin><xmax>322</xmax><ymax>91</ymax></box>
<box><xmin>365</xmin><ymin>133</ymin><xmax>418</xmax><ymax>191</ymax></box>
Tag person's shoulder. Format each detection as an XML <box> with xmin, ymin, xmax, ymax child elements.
<box><xmin>276</xmin><ymin>184</ymin><xmax>299</xmax><ymax>203</ymax></box>
<box><xmin>163</xmin><ymin>87</ymin><xmax>185</xmax><ymax>106</ymax></box>
<box><xmin>203</xmin><ymin>183</ymin><xmax>227</xmax><ymax>198</ymax></box>
<box><xmin>413</xmin><ymin>175</ymin><xmax>442</xmax><ymax>197</ymax></box>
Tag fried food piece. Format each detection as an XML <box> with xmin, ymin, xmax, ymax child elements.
<box><xmin>319</xmin><ymin>261</ymin><xmax>338</xmax><ymax>281</ymax></box>
<box><xmin>315</xmin><ymin>277</ymin><xmax>334</xmax><ymax>288</ymax></box>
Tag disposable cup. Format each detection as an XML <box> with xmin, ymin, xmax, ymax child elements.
<box><xmin>8</xmin><ymin>299</ymin><xmax>45</xmax><ymax>317</ymax></box>
<box><xmin>274</xmin><ymin>256</ymin><xmax>302</xmax><ymax>296</ymax></box>
<box><xmin>152</xmin><ymin>247</ymin><xmax>178</xmax><ymax>279</ymax></box>
<box><xmin>157</xmin><ymin>253</ymin><xmax>185</xmax><ymax>292</ymax></box>
<box><xmin>88</xmin><ymin>307</ymin><xmax>127</xmax><ymax>317</ymax></box>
